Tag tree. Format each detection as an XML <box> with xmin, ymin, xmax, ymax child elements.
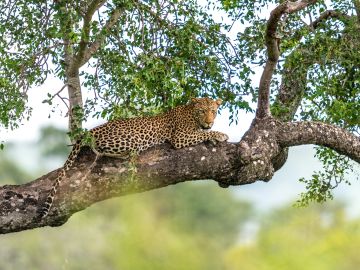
<box><xmin>0</xmin><ymin>0</ymin><xmax>358</xmax><ymax>233</ymax></box>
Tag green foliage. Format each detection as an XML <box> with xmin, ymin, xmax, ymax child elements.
<box><xmin>221</xmin><ymin>0</ymin><xmax>360</xmax><ymax>128</ymax></box>
<box><xmin>38</xmin><ymin>126</ymin><xmax>71</xmax><ymax>158</ymax></box>
<box><xmin>220</xmin><ymin>0</ymin><xmax>359</xmax><ymax>202</ymax></box>
<box><xmin>0</xmin><ymin>78</ymin><xmax>30</xmax><ymax>130</ymax></box>
<box><xmin>82</xmin><ymin>0</ymin><xmax>252</xmax><ymax>120</ymax></box>
<box><xmin>0</xmin><ymin>0</ymin><xmax>55</xmax><ymax>129</ymax></box>
<box><xmin>220</xmin><ymin>0</ymin><xmax>275</xmax><ymax>21</ymax></box>
<box><xmin>0</xmin><ymin>155</ymin><xmax>30</xmax><ymax>184</ymax></box>
<box><xmin>296</xmin><ymin>147</ymin><xmax>359</xmax><ymax>206</ymax></box>
<box><xmin>0</xmin><ymin>0</ymin><xmax>254</xmax><ymax>131</ymax></box>
<box><xmin>225</xmin><ymin>202</ymin><xmax>360</xmax><ymax>270</ymax></box>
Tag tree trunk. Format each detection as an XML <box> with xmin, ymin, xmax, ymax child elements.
<box><xmin>67</xmin><ymin>70</ymin><xmax>83</xmax><ymax>134</ymax></box>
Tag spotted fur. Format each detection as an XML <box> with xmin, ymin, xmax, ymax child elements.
<box><xmin>39</xmin><ymin>97</ymin><xmax>228</xmax><ymax>218</ymax></box>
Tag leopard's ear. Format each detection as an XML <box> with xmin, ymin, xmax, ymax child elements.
<box><xmin>191</xmin><ymin>97</ymin><xmax>199</xmax><ymax>103</ymax></box>
<box><xmin>215</xmin><ymin>98</ymin><xmax>222</xmax><ymax>106</ymax></box>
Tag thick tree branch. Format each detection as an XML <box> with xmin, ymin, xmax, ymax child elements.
<box><xmin>0</xmin><ymin>142</ymin><xmax>243</xmax><ymax>233</ymax></box>
<box><xmin>1</xmin><ymin>115</ymin><xmax>358</xmax><ymax>234</ymax></box>
<box><xmin>277</xmin><ymin>121</ymin><xmax>360</xmax><ymax>163</ymax></box>
<box><xmin>257</xmin><ymin>0</ymin><xmax>319</xmax><ymax>119</ymax></box>
<box><xmin>272</xmin><ymin>46</ymin><xmax>316</xmax><ymax>121</ymax></box>
<box><xmin>311</xmin><ymin>10</ymin><xmax>352</xmax><ymax>29</ymax></box>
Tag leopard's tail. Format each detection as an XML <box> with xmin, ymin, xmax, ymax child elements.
<box><xmin>38</xmin><ymin>141</ymin><xmax>82</xmax><ymax>218</ymax></box>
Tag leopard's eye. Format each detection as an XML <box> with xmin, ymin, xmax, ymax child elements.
<box><xmin>198</xmin><ymin>109</ymin><xmax>205</xmax><ymax>114</ymax></box>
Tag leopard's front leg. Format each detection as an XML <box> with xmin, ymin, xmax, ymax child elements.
<box><xmin>170</xmin><ymin>130</ymin><xmax>229</xmax><ymax>149</ymax></box>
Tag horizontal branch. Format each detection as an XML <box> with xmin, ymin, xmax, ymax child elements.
<box><xmin>277</xmin><ymin>121</ymin><xmax>360</xmax><ymax>163</ymax></box>
<box><xmin>1</xmin><ymin>118</ymin><xmax>358</xmax><ymax>234</ymax></box>
<box><xmin>0</xmin><ymin>143</ymin><xmax>244</xmax><ymax>234</ymax></box>
<box><xmin>0</xmin><ymin>116</ymin><xmax>283</xmax><ymax>234</ymax></box>
<box><xmin>311</xmin><ymin>10</ymin><xmax>352</xmax><ymax>28</ymax></box>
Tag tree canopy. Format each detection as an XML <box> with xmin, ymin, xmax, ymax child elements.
<box><xmin>0</xmin><ymin>0</ymin><xmax>359</xmax><ymax>233</ymax></box>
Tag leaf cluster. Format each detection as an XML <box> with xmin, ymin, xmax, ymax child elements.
<box><xmin>220</xmin><ymin>0</ymin><xmax>359</xmax><ymax>203</ymax></box>
<box><xmin>80</xmin><ymin>0</ymin><xmax>252</xmax><ymax>121</ymax></box>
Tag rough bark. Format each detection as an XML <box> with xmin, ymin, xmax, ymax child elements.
<box><xmin>354</xmin><ymin>0</ymin><xmax>360</xmax><ymax>23</ymax></box>
<box><xmin>0</xmin><ymin>118</ymin><xmax>358</xmax><ymax>234</ymax></box>
<box><xmin>67</xmin><ymin>71</ymin><xmax>84</xmax><ymax>133</ymax></box>
<box><xmin>278</xmin><ymin>121</ymin><xmax>360</xmax><ymax>163</ymax></box>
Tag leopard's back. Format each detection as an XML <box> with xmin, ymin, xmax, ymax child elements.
<box><xmin>90</xmin><ymin>114</ymin><xmax>173</xmax><ymax>155</ymax></box>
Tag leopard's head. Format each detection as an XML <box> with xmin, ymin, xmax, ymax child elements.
<box><xmin>191</xmin><ymin>97</ymin><xmax>222</xmax><ymax>129</ymax></box>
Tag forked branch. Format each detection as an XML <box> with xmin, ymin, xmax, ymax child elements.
<box><xmin>256</xmin><ymin>0</ymin><xmax>319</xmax><ymax>119</ymax></box>
<box><xmin>73</xmin><ymin>0</ymin><xmax>107</xmax><ymax>69</ymax></box>
<box><xmin>76</xmin><ymin>5</ymin><xmax>126</xmax><ymax>69</ymax></box>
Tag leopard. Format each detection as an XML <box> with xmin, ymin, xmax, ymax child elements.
<box><xmin>38</xmin><ymin>97</ymin><xmax>229</xmax><ymax>218</ymax></box>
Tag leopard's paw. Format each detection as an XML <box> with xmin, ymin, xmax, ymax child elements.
<box><xmin>214</xmin><ymin>132</ymin><xmax>229</xmax><ymax>142</ymax></box>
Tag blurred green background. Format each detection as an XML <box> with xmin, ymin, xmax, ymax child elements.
<box><xmin>0</xmin><ymin>126</ymin><xmax>359</xmax><ymax>270</ymax></box>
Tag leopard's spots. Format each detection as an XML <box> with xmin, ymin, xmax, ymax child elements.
<box><xmin>38</xmin><ymin>98</ymin><xmax>228</xmax><ymax>219</ymax></box>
